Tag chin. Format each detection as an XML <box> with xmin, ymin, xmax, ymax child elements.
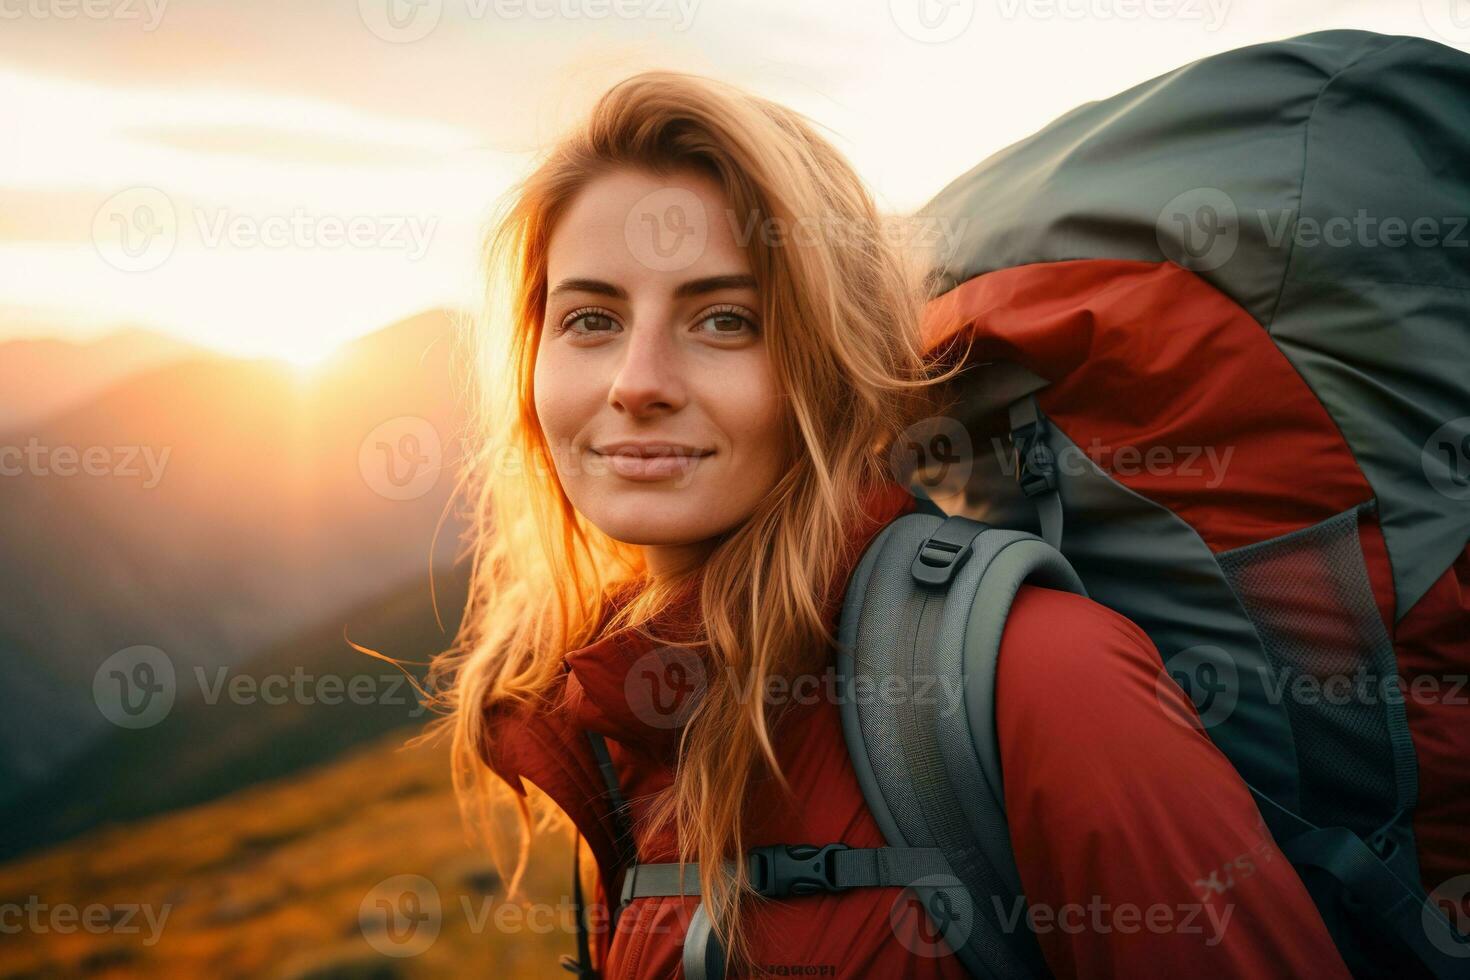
<box><xmin>584</xmin><ymin>490</ymin><xmax>730</xmax><ymax>547</ymax></box>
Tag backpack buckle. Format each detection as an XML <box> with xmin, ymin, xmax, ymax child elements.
<box><xmin>911</xmin><ymin>516</ymin><xmax>984</xmax><ymax>587</ymax></box>
<box><xmin>748</xmin><ymin>844</ymin><xmax>848</xmax><ymax>897</ymax></box>
<box><xmin>1011</xmin><ymin>418</ymin><xmax>1057</xmax><ymax>499</ymax></box>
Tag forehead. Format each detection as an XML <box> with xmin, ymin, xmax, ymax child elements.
<box><xmin>546</xmin><ymin>167</ymin><xmax>754</xmax><ymax>284</ymax></box>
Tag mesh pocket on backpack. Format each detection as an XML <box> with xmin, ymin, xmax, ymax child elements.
<box><xmin>1215</xmin><ymin>501</ymin><xmax>1414</xmax><ymax>835</ymax></box>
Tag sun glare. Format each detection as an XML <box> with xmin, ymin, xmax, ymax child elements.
<box><xmin>278</xmin><ymin>343</ymin><xmax>340</xmax><ymax>374</ymax></box>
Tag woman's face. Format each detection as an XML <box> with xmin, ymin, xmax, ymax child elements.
<box><xmin>535</xmin><ymin>167</ymin><xmax>789</xmax><ymax>576</ymax></box>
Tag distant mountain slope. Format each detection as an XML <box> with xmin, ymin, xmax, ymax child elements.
<box><xmin>0</xmin><ymin>327</ymin><xmax>205</xmax><ymax>430</ymax></box>
<box><xmin>0</xmin><ymin>728</ymin><xmax>573</xmax><ymax>979</ymax></box>
<box><xmin>1</xmin><ymin>560</ymin><xmax>472</xmax><ymax>860</ymax></box>
<box><xmin>0</xmin><ymin>309</ymin><xmax>470</xmax><ymax>802</ymax></box>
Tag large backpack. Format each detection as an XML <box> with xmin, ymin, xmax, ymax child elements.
<box><xmin>566</xmin><ymin>29</ymin><xmax>1470</xmax><ymax>980</ymax></box>
<box><xmin>840</xmin><ymin>27</ymin><xmax>1470</xmax><ymax>980</ymax></box>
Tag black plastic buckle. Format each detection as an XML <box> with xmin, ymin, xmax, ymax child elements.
<box><xmin>1011</xmin><ymin>419</ymin><xmax>1057</xmax><ymax>499</ymax></box>
<box><xmin>911</xmin><ymin>516</ymin><xmax>983</xmax><ymax>587</ymax></box>
<box><xmin>748</xmin><ymin>844</ymin><xmax>849</xmax><ymax>898</ymax></box>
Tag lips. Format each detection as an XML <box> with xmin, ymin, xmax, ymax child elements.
<box><xmin>589</xmin><ymin>443</ymin><xmax>715</xmax><ymax>481</ymax></box>
<box><xmin>590</xmin><ymin>443</ymin><xmax>717</xmax><ymax>461</ymax></box>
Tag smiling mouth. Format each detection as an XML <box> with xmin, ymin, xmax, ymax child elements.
<box><xmin>590</xmin><ymin>445</ymin><xmax>716</xmax><ymax>458</ymax></box>
<box><xmin>588</xmin><ymin>445</ymin><xmax>715</xmax><ymax>481</ymax></box>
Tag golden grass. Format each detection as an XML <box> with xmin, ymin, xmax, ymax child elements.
<box><xmin>0</xmin><ymin>729</ymin><xmax>577</xmax><ymax>979</ymax></box>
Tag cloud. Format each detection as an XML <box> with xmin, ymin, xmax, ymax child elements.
<box><xmin>119</xmin><ymin>124</ymin><xmax>457</xmax><ymax>167</ymax></box>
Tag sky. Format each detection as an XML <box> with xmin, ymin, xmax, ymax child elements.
<box><xmin>1</xmin><ymin>0</ymin><xmax>1463</xmax><ymax>364</ymax></box>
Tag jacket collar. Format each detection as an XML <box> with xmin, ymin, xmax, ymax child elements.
<box><xmin>561</xmin><ymin>481</ymin><xmax>917</xmax><ymax>759</ymax></box>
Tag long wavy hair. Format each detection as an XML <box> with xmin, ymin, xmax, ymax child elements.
<box><xmin>429</xmin><ymin>70</ymin><xmax>959</xmax><ymax>972</ymax></box>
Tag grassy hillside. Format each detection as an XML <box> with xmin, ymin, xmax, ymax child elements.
<box><xmin>2</xmin><ymin>562</ymin><xmax>472</xmax><ymax>860</ymax></box>
<box><xmin>0</xmin><ymin>730</ymin><xmax>578</xmax><ymax>979</ymax></box>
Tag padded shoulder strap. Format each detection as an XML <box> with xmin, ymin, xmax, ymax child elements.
<box><xmin>838</xmin><ymin>513</ymin><xmax>1085</xmax><ymax>979</ymax></box>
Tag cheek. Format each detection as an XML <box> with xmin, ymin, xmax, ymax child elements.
<box><xmin>532</xmin><ymin>340</ymin><xmax>598</xmax><ymax>450</ymax></box>
<box><xmin>717</xmin><ymin>354</ymin><xmax>788</xmax><ymax>478</ymax></box>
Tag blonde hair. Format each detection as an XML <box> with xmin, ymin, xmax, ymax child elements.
<box><xmin>429</xmin><ymin>70</ymin><xmax>957</xmax><ymax>973</ymax></box>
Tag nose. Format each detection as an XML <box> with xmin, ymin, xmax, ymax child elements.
<box><xmin>607</xmin><ymin>319</ymin><xmax>685</xmax><ymax>417</ymax></box>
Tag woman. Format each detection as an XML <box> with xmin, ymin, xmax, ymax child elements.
<box><xmin>431</xmin><ymin>71</ymin><xmax>1352</xmax><ymax>978</ymax></box>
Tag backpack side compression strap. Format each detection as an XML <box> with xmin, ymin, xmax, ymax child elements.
<box><xmin>838</xmin><ymin>512</ymin><xmax>1086</xmax><ymax>979</ymax></box>
<box><xmin>1250</xmin><ymin>787</ymin><xmax>1470</xmax><ymax>979</ymax></box>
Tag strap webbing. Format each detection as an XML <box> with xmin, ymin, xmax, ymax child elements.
<box><xmin>587</xmin><ymin>731</ymin><xmax>637</xmax><ymax>866</ymax></box>
<box><xmin>655</xmin><ymin>845</ymin><xmax>958</xmax><ymax>980</ymax></box>
<box><xmin>1251</xmin><ymin>787</ymin><xmax>1470</xmax><ymax>978</ymax></box>
<box><xmin>558</xmin><ymin>838</ymin><xmax>601</xmax><ymax>978</ymax></box>
<box><xmin>1007</xmin><ymin>394</ymin><xmax>1063</xmax><ymax>550</ymax></box>
<box><xmin>621</xmin><ymin>845</ymin><xmax>953</xmax><ymax>901</ymax></box>
<box><xmin>910</xmin><ymin>482</ymin><xmax>949</xmax><ymax>518</ymax></box>
<box><xmin>564</xmin><ymin>731</ymin><xmax>638</xmax><ymax>979</ymax></box>
<box><xmin>586</xmin><ymin>730</ymin><xmax>637</xmax><ymax>936</ymax></box>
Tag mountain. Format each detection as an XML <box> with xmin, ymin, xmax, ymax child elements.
<box><xmin>0</xmin><ymin>309</ymin><xmax>471</xmax><ymax>803</ymax></box>
<box><xmin>0</xmin><ymin>327</ymin><xmax>205</xmax><ymax>430</ymax></box>
<box><xmin>0</xmin><ymin>728</ymin><xmax>573</xmax><ymax>979</ymax></box>
<box><xmin>0</xmin><ymin>559</ymin><xmax>472</xmax><ymax>859</ymax></box>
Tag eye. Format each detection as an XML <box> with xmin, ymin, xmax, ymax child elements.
<box><xmin>693</xmin><ymin>304</ymin><xmax>759</xmax><ymax>338</ymax></box>
<box><xmin>560</xmin><ymin>307</ymin><xmax>620</xmax><ymax>336</ymax></box>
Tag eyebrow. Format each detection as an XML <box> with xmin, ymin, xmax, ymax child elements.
<box><xmin>547</xmin><ymin>274</ymin><xmax>757</xmax><ymax>301</ymax></box>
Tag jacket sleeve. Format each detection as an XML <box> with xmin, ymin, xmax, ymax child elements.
<box><xmin>994</xmin><ymin>585</ymin><xmax>1352</xmax><ymax>979</ymax></box>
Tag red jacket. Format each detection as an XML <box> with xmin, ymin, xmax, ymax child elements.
<box><xmin>478</xmin><ymin>483</ymin><xmax>1352</xmax><ymax>978</ymax></box>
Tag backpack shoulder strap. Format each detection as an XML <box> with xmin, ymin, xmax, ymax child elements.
<box><xmin>838</xmin><ymin>511</ymin><xmax>1085</xmax><ymax>979</ymax></box>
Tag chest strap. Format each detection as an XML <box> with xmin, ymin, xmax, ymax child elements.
<box><xmin>621</xmin><ymin>842</ymin><xmax>953</xmax><ymax>904</ymax></box>
<box><xmin>574</xmin><ymin>730</ymin><xmax>957</xmax><ymax>980</ymax></box>
<box><xmin>626</xmin><ymin>843</ymin><xmax>957</xmax><ymax>980</ymax></box>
